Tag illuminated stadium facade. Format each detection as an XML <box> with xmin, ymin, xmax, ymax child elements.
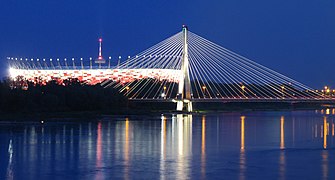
<box><xmin>7</xmin><ymin>37</ymin><xmax>181</xmax><ymax>86</ymax></box>
<box><xmin>8</xmin><ymin>67</ymin><xmax>180</xmax><ymax>85</ymax></box>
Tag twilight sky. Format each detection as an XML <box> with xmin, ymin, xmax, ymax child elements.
<box><xmin>0</xmin><ymin>0</ymin><xmax>334</xmax><ymax>88</ymax></box>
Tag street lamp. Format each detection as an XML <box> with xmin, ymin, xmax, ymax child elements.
<box><xmin>202</xmin><ymin>86</ymin><xmax>206</xmax><ymax>98</ymax></box>
<box><xmin>118</xmin><ymin>56</ymin><xmax>121</xmax><ymax>68</ymax></box>
<box><xmin>163</xmin><ymin>86</ymin><xmax>167</xmax><ymax>99</ymax></box>
<box><xmin>89</xmin><ymin>57</ymin><xmax>92</xmax><ymax>69</ymax></box>
<box><xmin>281</xmin><ymin>85</ymin><xmax>285</xmax><ymax>98</ymax></box>
<box><xmin>108</xmin><ymin>56</ymin><xmax>111</xmax><ymax>69</ymax></box>
<box><xmin>125</xmin><ymin>86</ymin><xmax>130</xmax><ymax>110</ymax></box>
<box><xmin>325</xmin><ymin>86</ymin><xmax>329</xmax><ymax>98</ymax></box>
<box><xmin>241</xmin><ymin>85</ymin><xmax>245</xmax><ymax>97</ymax></box>
<box><xmin>125</xmin><ymin>86</ymin><xmax>130</xmax><ymax>95</ymax></box>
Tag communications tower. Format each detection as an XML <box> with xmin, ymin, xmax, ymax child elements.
<box><xmin>95</xmin><ymin>38</ymin><xmax>106</xmax><ymax>67</ymax></box>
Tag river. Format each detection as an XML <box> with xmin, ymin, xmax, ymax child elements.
<box><xmin>1</xmin><ymin>109</ymin><xmax>335</xmax><ymax>179</ymax></box>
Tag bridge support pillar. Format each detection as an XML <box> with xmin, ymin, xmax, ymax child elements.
<box><xmin>187</xmin><ymin>101</ymin><xmax>193</xmax><ymax>112</ymax></box>
<box><xmin>177</xmin><ymin>101</ymin><xmax>183</xmax><ymax>111</ymax></box>
<box><xmin>176</xmin><ymin>100</ymin><xmax>193</xmax><ymax>112</ymax></box>
<box><xmin>176</xmin><ymin>25</ymin><xmax>193</xmax><ymax>112</ymax></box>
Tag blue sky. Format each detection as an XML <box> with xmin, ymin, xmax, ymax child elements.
<box><xmin>0</xmin><ymin>0</ymin><xmax>334</xmax><ymax>88</ymax></box>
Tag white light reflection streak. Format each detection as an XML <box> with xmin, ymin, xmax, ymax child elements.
<box><xmin>178</xmin><ymin>114</ymin><xmax>183</xmax><ymax>156</ymax></box>
<box><xmin>29</xmin><ymin>127</ymin><xmax>37</xmax><ymax>174</ymax></box>
<box><xmin>176</xmin><ymin>114</ymin><xmax>192</xmax><ymax>180</ymax></box>
<box><xmin>88</xmin><ymin>123</ymin><xmax>93</xmax><ymax>161</ymax></box>
<box><xmin>95</xmin><ymin>122</ymin><xmax>104</xmax><ymax>180</ymax></box>
<box><xmin>6</xmin><ymin>139</ymin><xmax>13</xmax><ymax>180</ymax></box>
<box><xmin>160</xmin><ymin>115</ymin><xmax>167</xmax><ymax>180</ymax></box>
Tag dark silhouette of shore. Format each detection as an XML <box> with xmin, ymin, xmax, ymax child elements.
<box><xmin>0</xmin><ymin>77</ymin><xmax>330</xmax><ymax>121</ymax></box>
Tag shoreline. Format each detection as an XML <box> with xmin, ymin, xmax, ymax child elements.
<box><xmin>0</xmin><ymin>102</ymin><xmax>330</xmax><ymax>122</ymax></box>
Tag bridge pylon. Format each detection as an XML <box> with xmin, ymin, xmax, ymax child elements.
<box><xmin>176</xmin><ymin>25</ymin><xmax>193</xmax><ymax>112</ymax></box>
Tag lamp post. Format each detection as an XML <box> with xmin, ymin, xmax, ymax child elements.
<box><xmin>241</xmin><ymin>85</ymin><xmax>245</xmax><ymax>97</ymax></box>
<box><xmin>118</xmin><ymin>56</ymin><xmax>121</xmax><ymax>68</ymax></box>
<box><xmin>325</xmin><ymin>86</ymin><xmax>329</xmax><ymax>98</ymax></box>
<box><xmin>108</xmin><ymin>56</ymin><xmax>111</xmax><ymax>69</ymax></box>
<box><xmin>326</xmin><ymin>88</ymin><xmax>330</xmax><ymax>97</ymax></box>
<box><xmin>163</xmin><ymin>86</ymin><xmax>167</xmax><ymax>99</ymax></box>
<box><xmin>126</xmin><ymin>86</ymin><xmax>130</xmax><ymax>110</ymax></box>
<box><xmin>89</xmin><ymin>57</ymin><xmax>92</xmax><ymax>69</ymax></box>
<box><xmin>125</xmin><ymin>86</ymin><xmax>130</xmax><ymax>96</ymax></box>
<box><xmin>281</xmin><ymin>85</ymin><xmax>285</xmax><ymax>98</ymax></box>
<box><xmin>202</xmin><ymin>86</ymin><xmax>206</xmax><ymax>98</ymax></box>
<box><xmin>80</xmin><ymin>58</ymin><xmax>83</xmax><ymax>69</ymax></box>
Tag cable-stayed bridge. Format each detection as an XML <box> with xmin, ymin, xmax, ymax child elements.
<box><xmin>8</xmin><ymin>26</ymin><xmax>334</xmax><ymax>111</ymax></box>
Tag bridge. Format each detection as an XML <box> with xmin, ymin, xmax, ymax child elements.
<box><xmin>8</xmin><ymin>26</ymin><xmax>334</xmax><ymax>112</ymax></box>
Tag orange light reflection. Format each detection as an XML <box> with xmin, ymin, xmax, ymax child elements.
<box><xmin>280</xmin><ymin>116</ymin><xmax>285</xmax><ymax>150</ymax></box>
<box><xmin>201</xmin><ymin>115</ymin><xmax>206</xmax><ymax>179</ymax></box>
<box><xmin>124</xmin><ymin>118</ymin><xmax>130</xmax><ymax>180</ymax></box>
<box><xmin>239</xmin><ymin>116</ymin><xmax>246</xmax><ymax>180</ymax></box>
<box><xmin>323</xmin><ymin>117</ymin><xmax>327</xmax><ymax>149</ymax></box>
<box><xmin>241</xmin><ymin>116</ymin><xmax>245</xmax><ymax>151</ymax></box>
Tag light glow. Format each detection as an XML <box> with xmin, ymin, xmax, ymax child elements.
<box><xmin>9</xmin><ymin>68</ymin><xmax>18</xmax><ymax>79</ymax></box>
<box><xmin>8</xmin><ymin>68</ymin><xmax>180</xmax><ymax>85</ymax></box>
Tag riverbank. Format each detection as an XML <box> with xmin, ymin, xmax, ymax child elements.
<box><xmin>0</xmin><ymin>78</ymin><xmax>333</xmax><ymax>122</ymax></box>
<box><xmin>0</xmin><ymin>101</ymin><xmax>331</xmax><ymax>122</ymax></box>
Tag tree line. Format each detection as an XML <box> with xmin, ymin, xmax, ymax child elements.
<box><xmin>0</xmin><ymin>78</ymin><xmax>128</xmax><ymax>114</ymax></box>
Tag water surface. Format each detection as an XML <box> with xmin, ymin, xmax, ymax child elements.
<box><xmin>1</xmin><ymin>109</ymin><xmax>335</xmax><ymax>179</ymax></box>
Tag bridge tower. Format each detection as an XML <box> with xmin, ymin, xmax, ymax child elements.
<box><xmin>176</xmin><ymin>25</ymin><xmax>193</xmax><ymax>112</ymax></box>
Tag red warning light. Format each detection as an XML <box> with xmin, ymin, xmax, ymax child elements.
<box><xmin>99</xmin><ymin>38</ymin><xmax>102</xmax><ymax>42</ymax></box>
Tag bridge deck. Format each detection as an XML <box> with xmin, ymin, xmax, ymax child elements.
<box><xmin>129</xmin><ymin>98</ymin><xmax>335</xmax><ymax>103</ymax></box>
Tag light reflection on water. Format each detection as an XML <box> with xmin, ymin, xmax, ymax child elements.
<box><xmin>239</xmin><ymin>116</ymin><xmax>246</xmax><ymax>180</ymax></box>
<box><xmin>1</xmin><ymin>110</ymin><xmax>335</xmax><ymax>179</ymax></box>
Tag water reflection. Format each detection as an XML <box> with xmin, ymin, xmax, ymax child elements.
<box><xmin>322</xmin><ymin>150</ymin><xmax>329</xmax><ymax>180</ymax></box>
<box><xmin>95</xmin><ymin>122</ymin><xmax>103</xmax><ymax>180</ymax></box>
<box><xmin>323</xmin><ymin>117</ymin><xmax>327</xmax><ymax>149</ymax></box>
<box><xmin>160</xmin><ymin>115</ymin><xmax>167</xmax><ymax>180</ymax></box>
<box><xmin>240</xmin><ymin>116</ymin><xmax>245</xmax><ymax>151</ymax></box>
<box><xmin>201</xmin><ymin>115</ymin><xmax>206</xmax><ymax>179</ymax></box>
<box><xmin>280</xmin><ymin>116</ymin><xmax>285</xmax><ymax>150</ymax></box>
<box><xmin>239</xmin><ymin>116</ymin><xmax>246</xmax><ymax>180</ymax></box>
<box><xmin>279</xmin><ymin>116</ymin><xmax>286</xmax><ymax>179</ymax></box>
<box><xmin>175</xmin><ymin>114</ymin><xmax>192</xmax><ymax>180</ymax></box>
<box><xmin>2</xmin><ymin>110</ymin><xmax>335</xmax><ymax>179</ymax></box>
<box><xmin>6</xmin><ymin>139</ymin><xmax>13</xmax><ymax>180</ymax></box>
<box><xmin>88</xmin><ymin>122</ymin><xmax>93</xmax><ymax>162</ymax></box>
<box><xmin>124</xmin><ymin>118</ymin><xmax>130</xmax><ymax>180</ymax></box>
